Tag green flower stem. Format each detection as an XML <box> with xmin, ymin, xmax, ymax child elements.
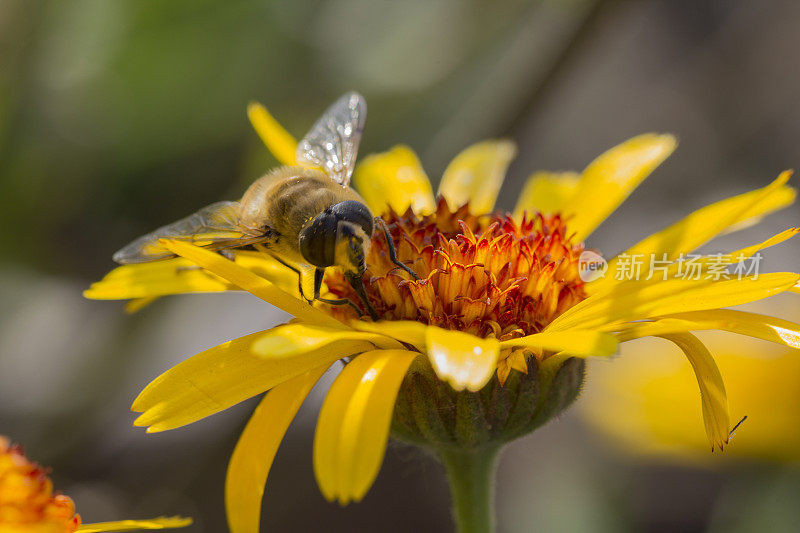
<box><xmin>438</xmin><ymin>446</ymin><xmax>500</xmax><ymax>533</ymax></box>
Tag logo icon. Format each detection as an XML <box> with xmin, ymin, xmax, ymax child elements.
<box><xmin>579</xmin><ymin>250</ymin><xmax>607</xmax><ymax>282</ymax></box>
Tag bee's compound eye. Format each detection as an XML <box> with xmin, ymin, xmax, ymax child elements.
<box><xmin>330</xmin><ymin>201</ymin><xmax>373</xmax><ymax>237</ymax></box>
<box><xmin>299</xmin><ymin>212</ymin><xmax>337</xmax><ymax>268</ymax></box>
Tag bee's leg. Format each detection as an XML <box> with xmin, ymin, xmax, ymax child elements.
<box><xmin>313</xmin><ymin>268</ymin><xmax>376</xmax><ymax>319</ymax></box>
<box><xmin>376</xmin><ymin>217</ymin><xmax>419</xmax><ymax>280</ymax></box>
<box><xmin>343</xmin><ymin>271</ymin><xmax>380</xmax><ymax>321</ymax></box>
<box><xmin>269</xmin><ymin>255</ymin><xmax>310</xmax><ymax>302</ymax></box>
<box><xmin>252</xmin><ymin>242</ymin><xmax>310</xmax><ymax>302</ymax></box>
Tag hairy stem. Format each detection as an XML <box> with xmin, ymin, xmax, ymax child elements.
<box><xmin>438</xmin><ymin>446</ymin><xmax>500</xmax><ymax>533</ymax></box>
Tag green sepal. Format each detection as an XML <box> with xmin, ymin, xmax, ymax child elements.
<box><xmin>390</xmin><ymin>356</ymin><xmax>586</xmax><ymax>449</ymax></box>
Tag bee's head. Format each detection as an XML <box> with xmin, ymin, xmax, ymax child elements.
<box><xmin>299</xmin><ymin>200</ymin><xmax>373</xmax><ymax>275</ymax></box>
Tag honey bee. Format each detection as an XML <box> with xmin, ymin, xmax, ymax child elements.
<box><xmin>113</xmin><ymin>92</ymin><xmax>417</xmax><ymax>319</ymax></box>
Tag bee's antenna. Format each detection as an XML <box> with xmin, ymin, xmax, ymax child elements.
<box><xmin>375</xmin><ymin>217</ymin><xmax>419</xmax><ymax>281</ymax></box>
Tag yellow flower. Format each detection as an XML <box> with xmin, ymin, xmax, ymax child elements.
<box><xmin>580</xmin><ymin>299</ymin><xmax>800</xmax><ymax>463</ymax></box>
<box><xmin>85</xmin><ymin>99</ymin><xmax>800</xmax><ymax>533</ymax></box>
<box><xmin>0</xmin><ymin>436</ymin><xmax>191</xmax><ymax>533</ymax></box>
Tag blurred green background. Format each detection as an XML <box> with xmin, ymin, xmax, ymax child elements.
<box><xmin>2</xmin><ymin>0</ymin><xmax>800</xmax><ymax>531</ymax></box>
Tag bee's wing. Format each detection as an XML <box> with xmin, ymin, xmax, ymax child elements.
<box><xmin>112</xmin><ymin>201</ymin><xmax>265</xmax><ymax>264</ymax></box>
<box><xmin>296</xmin><ymin>91</ymin><xmax>366</xmax><ymax>187</ymax></box>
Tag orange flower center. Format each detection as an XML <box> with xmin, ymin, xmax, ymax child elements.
<box><xmin>326</xmin><ymin>198</ymin><xmax>589</xmax><ymax>339</ymax></box>
<box><xmin>0</xmin><ymin>437</ymin><xmax>81</xmax><ymax>532</ymax></box>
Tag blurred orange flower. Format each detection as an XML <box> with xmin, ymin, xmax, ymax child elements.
<box><xmin>0</xmin><ymin>436</ymin><xmax>191</xmax><ymax>533</ymax></box>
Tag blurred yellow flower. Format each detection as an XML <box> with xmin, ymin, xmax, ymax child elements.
<box><xmin>85</xmin><ymin>98</ymin><xmax>800</xmax><ymax>533</ymax></box>
<box><xmin>581</xmin><ymin>298</ymin><xmax>800</xmax><ymax>463</ymax></box>
<box><xmin>0</xmin><ymin>436</ymin><xmax>191</xmax><ymax>533</ymax></box>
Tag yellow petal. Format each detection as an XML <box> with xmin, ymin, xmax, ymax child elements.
<box><xmin>508</xmin><ymin>350</ymin><xmax>528</xmax><ymax>373</ymax></box>
<box><xmin>253</xmin><ymin>322</ymin><xmax>404</xmax><ymax>355</ymax></box>
<box><xmin>438</xmin><ymin>140</ymin><xmax>517</xmax><ymax>214</ymax></box>
<box><xmin>648</xmin><ymin>171</ymin><xmax>795</xmax><ymax>256</ymax></box>
<box><xmin>593</xmin><ymin>172</ymin><xmax>795</xmax><ymax>293</ymax></box>
<box><xmin>124</xmin><ymin>296</ymin><xmax>159</xmax><ymax>313</ymax></box>
<box><xmin>84</xmin><ymin>251</ymin><xmax>301</xmax><ymax>301</ymax></box>
<box><xmin>662</xmin><ymin>227</ymin><xmax>800</xmax><ymax>280</ymax></box>
<box><xmin>352</xmin><ymin>322</ymin><xmax>595</xmax><ymax>390</ymax></box>
<box><xmin>314</xmin><ymin>349</ymin><xmax>418</xmax><ymax>504</ymax></box>
<box><xmin>352</xmin><ymin>145</ymin><xmax>436</xmax><ymax>215</ymax></box>
<box><xmin>348</xmin><ymin>319</ymin><xmax>428</xmax><ymax>351</ymax></box>
<box><xmin>657</xmin><ymin>333</ymin><xmax>729</xmax><ymax>451</ymax></box>
<box><xmin>611</xmin><ymin>318</ymin><xmax>719</xmax><ymax>343</ymax></box>
<box><xmin>723</xmin><ymin>227</ymin><xmax>799</xmax><ymax>262</ymax></box>
<box><xmin>247</xmin><ymin>101</ymin><xmax>298</xmax><ymax>166</ymax></box>
<box><xmin>612</xmin><ymin>312</ymin><xmax>800</xmax><ymax>348</ymax></box>
<box><xmin>226</xmin><ymin>365</ymin><xmax>328</xmax><ymax>533</ymax></box>
<box><xmin>85</xmin><ymin>258</ymin><xmax>230</xmax><ymax>300</ymax></box>
<box><xmin>500</xmin><ymin>329</ymin><xmax>618</xmax><ymax>357</ymax></box>
<box><xmin>549</xmin><ymin>273</ymin><xmax>800</xmax><ymax>332</ymax></box>
<box><xmin>496</xmin><ymin>358</ymin><xmax>513</xmax><ymax>386</ymax></box>
<box><xmin>132</xmin><ymin>330</ymin><xmax>375</xmax><ymax>432</ymax></box>
<box><xmin>580</xmin><ymin>322</ymin><xmax>800</xmax><ymax>461</ymax></box>
<box><xmin>355</xmin><ymin>321</ymin><xmax>510</xmax><ymax>391</ymax></box>
<box><xmin>498</xmin><ymin>349</ymin><xmax>529</xmax><ymax>385</ymax></box>
<box><xmin>426</xmin><ymin>327</ymin><xmax>500</xmax><ymax>392</ymax></box>
<box><xmin>513</xmin><ymin>171</ymin><xmax>580</xmax><ymax>219</ymax></box>
<box><xmin>656</xmin><ymin>310</ymin><xmax>800</xmax><ymax>348</ymax></box>
<box><xmin>75</xmin><ymin>517</ymin><xmax>192</xmax><ymax>532</ymax></box>
<box><xmin>566</xmin><ymin>134</ymin><xmax>677</xmax><ymax>241</ymax></box>
<box><xmin>161</xmin><ymin>239</ymin><xmax>342</xmax><ymax>328</ymax></box>
<box><xmin>723</xmin><ymin>171</ymin><xmax>796</xmax><ymax>232</ymax></box>
<box><xmin>592</xmin><ymin>227</ymin><xmax>799</xmax><ymax>297</ymax></box>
